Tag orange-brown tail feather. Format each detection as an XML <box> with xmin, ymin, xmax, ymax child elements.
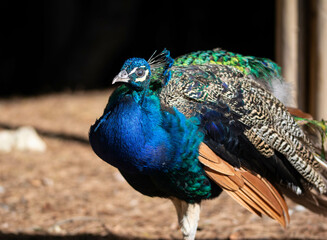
<box><xmin>199</xmin><ymin>143</ymin><xmax>290</xmax><ymax>227</ymax></box>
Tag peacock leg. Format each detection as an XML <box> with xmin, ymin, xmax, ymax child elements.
<box><xmin>171</xmin><ymin>198</ymin><xmax>201</xmax><ymax>240</ymax></box>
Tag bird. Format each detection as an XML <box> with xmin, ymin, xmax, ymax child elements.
<box><xmin>89</xmin><ymin>48</ymin><xmax>327</xmax><ymax>240</ymax></box>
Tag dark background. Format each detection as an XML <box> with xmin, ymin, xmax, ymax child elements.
<box><xmin>0</xmin><ymin>0</ymin><xmax>275</xmax><ymax>96</ymax></box>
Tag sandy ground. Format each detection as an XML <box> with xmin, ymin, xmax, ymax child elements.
<box><xmin>0</xmin><ymin>90</ymin><xmax>327</xmax><ymax>240</ymax></box>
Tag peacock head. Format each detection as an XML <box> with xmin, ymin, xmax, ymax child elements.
<box><xmin>112</xmin><ymin>49</ymin><xmax>174</xmax><ymax>91</ymax></box>
<box><xmin>112</xmin><ymin>58</ymin><xmax>151</xmax><ymax>91</ymax></box>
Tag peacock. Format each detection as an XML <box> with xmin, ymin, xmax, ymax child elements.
<box><xmin>89</xmin><ymin>48</ymin><xmax>327</xmax><ymax>240</ymax></box>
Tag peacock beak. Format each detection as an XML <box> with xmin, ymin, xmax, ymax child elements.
<box><xmin>112</xmin><ymin>70</ymin><xmax>130</xmax><ymax>84</ymax></box>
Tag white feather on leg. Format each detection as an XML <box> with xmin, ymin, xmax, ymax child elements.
<box><xmin>171</xmin><ymin>198</ymin><xmax>201</xmax><ymax>240</ymax></box>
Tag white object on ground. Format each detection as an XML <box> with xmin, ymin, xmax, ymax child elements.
<box><xmin>0</xmin><ymin>131</ymin><xmax>15</xmax><ymax>152</ymax></box>
<box><xmin>0</xmin><ymin>126</ymin><xmax>46</xmax><ymax>152</ymax></box>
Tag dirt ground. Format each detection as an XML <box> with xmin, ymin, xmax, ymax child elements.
<box><xmin>0</xmin><ymin>90</ymin><xmax>327</xmax><ymax>240</ymax></box>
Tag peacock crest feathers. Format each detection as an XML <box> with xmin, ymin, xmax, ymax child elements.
<box><xmin>148</xmin><ymin>49</ymin><xmax>174</xmax><ymax>87</ymax></box>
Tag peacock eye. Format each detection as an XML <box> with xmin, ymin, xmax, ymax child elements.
<box><xmin>136</xmin><ymin>68</ymin><xmax>145</xmax><ymax>77</ymax></box>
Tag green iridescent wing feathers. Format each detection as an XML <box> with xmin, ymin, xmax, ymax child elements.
<box><xmin>173</xmin><ymin>48</ymin><xmax>282</xmax><ymax>83</ymax></box>
<box><xmin>149</xmin><ymin>48</ymin><xmax>282</xmax><ymax>90</ymax></box>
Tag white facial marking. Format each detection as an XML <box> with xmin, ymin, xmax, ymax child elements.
<box><xmin>135</xmin><ymin>69</ymin><xmax>149</xmax><ymax>82</ymax></box>
<box><xmin>129</xmin><ymin>66</ymin><xmax>146</xmax><ymax>75</ymax></box>
<box><xmin>129</xmin><ymin>67</ymin><xmax>138</xmax><ymax>75</ymax></box>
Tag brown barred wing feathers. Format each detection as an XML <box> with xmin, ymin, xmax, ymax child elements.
<box><xmin>160</xmin><ymin>63</ymin><xmax>327</xmax><ymax>195</ymax></box>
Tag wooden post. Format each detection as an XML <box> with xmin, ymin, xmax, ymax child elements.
<box><xmin>276</xmin><ymin>0</ymin><xmax>299</xmax><ymax>108</ymax></box>
<box><xmin>315</xmin><ymin>0</ymin><xmax>327</xmax><ymax>119</ymax></box>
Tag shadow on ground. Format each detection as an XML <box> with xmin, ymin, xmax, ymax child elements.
<box><xmin>0</xmin><ymin>122</ymin><xmax>89</xmax><ymax>145</ymax></box>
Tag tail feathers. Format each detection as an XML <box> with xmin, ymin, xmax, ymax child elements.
<box><xmin>290</xmin><ymin>110</ymin><xmax>327</xmax><ymax>161</ymax></box>
<box><xmin>199</xmin><ymin>143</ymin><xmax>290</xmax><ymax>227</ymax></box>
<box><xmin>281</xmin><ymin>186</ymin><xmax>327</xmax><ymax>217</ymax></box>
<box><xmin>287</xmin><ymin>107</ymin><xmax>326</xmax><ymax>160</ymax></box>
<box><xmin>284</xmin><ymin>107</ymin><xmax>327</xmax><ymax>215</ymax></box>
<box><xmin>287</xmin><ymin>107</ymin><xmax>327</xmax><ymax>191</ymax></box>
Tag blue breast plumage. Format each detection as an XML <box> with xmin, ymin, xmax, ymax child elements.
<box><xmin>89</xmin><ymin>89</ymin><xmax>219</xmax><ymax>202</ymax></box>
<box><xmin>90</xmin><ymin>91</ymin><xmax>170</xmax><ymax>173</ymax></box>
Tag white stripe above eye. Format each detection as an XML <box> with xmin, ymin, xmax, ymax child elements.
<box><xmin>135</xmin><ymin>69</ymin><xmax>149</xmax><ymax>82</ymax></box>
<box><xmin>129</xmin><ymin>66</ymin><xmax>146</xmax><ymax>75</ymax></box>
